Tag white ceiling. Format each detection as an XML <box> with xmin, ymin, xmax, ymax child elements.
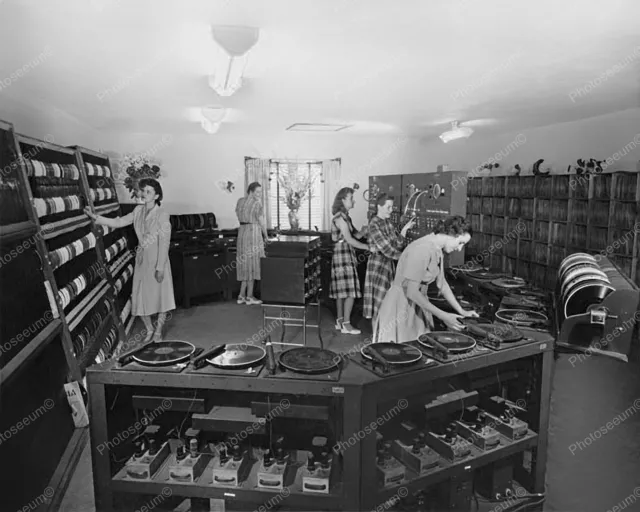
<box><xmin>0</xmin><ymin>0</ymin><xmax>639</xmax><ymax>138</ymax></box>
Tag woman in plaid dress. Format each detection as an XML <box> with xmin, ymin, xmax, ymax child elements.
<box><xmin>363</xmin><ymin>194</ymin><xmax>415</xmax><ymax>321</ymax></box>
<box><xmin>330</xmin><ymin>187</ymin><xmax>369</xmax><ymax>334</ymax></box>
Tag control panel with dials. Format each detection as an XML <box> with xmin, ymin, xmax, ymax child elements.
<box><xmin>367</xmin><ymin>171</ymin><xmax>468</xmax><ymax>266</ymax></box>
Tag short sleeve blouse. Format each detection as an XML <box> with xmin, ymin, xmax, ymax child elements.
<box><xmin>397</xmin><ymin>239</ymin><xmax>445</xmax><ymax>289</ymax></box>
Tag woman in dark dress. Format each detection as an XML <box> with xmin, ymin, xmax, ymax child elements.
<box><xmin>329</xmin><ymin>187</ymin><xmax>368</xmax><ymax>335</ymax></box>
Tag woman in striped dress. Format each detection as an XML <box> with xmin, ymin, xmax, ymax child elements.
<box><xmin>235</xmin><ymin>181</ymin><xmax>268</xmax><ymax>305</ymax></box>
<box><xmin>330</xmin><ymin>187</ymin><xmax>369</xmax><ymax>334</ymax></box>
<box><xmin>363</xmin><ymin>193</ymin><xmax>414</xmax><ymax>322</ymax></box>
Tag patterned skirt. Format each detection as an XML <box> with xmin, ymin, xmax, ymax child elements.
<box><xmin>363</xmin><ymin>253</ymin><xmax>395</xmax><ymax>319</ymax></box>
<box><xmin>236</xmin><ymin>224</ymin><xmax>264</xmax><ymax>281</ymax></box>
<box><xmin>329</xmin><ymin>241</ymin><xmax>361</xmax><ymax>299</ymax></box>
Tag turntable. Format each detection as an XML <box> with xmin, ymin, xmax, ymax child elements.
<box><xmin>500</xmin><ymin>294</ymin><xmax>546</xmax><ymax>311</ymax></box>
<box><xmin>450</xmin><ymin>263</ymin><xmax>485</xmax><ymax>274</ymax></box>
<box><xmin>427</xmin><ymin>294</ymin><xmax>480</xmax><ymax>315</ymax></box>
<box><xmin>115</xmin><ymin>340</ymin><xmax>200</xmax><ymax>373</ymax></box>
<box><xmin>260</xmin><ymin>347</ymin><xmax>344</xmax><ymax>381</ymax></box>
<box><xmin>132</xmin><ymin>341</ymin><xmax>196</xmax><ymax>366</ymax></box>
<box><xmin>467</xmin><ymin>270</ymin><xmax>505</xmax><ymax>281</ymax></box>
<box><xmin>460</xmin><ymin>318</ymin><xmax>529</xmax><ymax>350</ymax></box>
<box><xmin>494</xmin><ymin>309</ymin><xmax>549</xmax><ymax>329</ymax></box>
<box><xmin>207</xmin><ymin>345</ymin><xmax>266</xmax><ymax>369</ymax></box>
<box><xmin>506</xmin><ymin>288</ymin><xmax>548</xmax><ymax>300</ymax></box>
<box><xmin>491</xmin><ymin>277</ymin><xmax>525</xmax><ymax>289</ymax></box>
<box><xmin>417</xmin><ymin>332</ymin><xmax>477</xmax><ymax>363</ymax></box>
<box><xmin>352</xmin><ymin>342</ymin><xmax>436</xmax><ymax>378</ymax></box>
<box><xmin>279</xmin><ymin>347</ymin><xmax>339</xmax><ymax>374</ymax></box>
<box><xmin>190</xmin><ymin>344</ymin><xmax>266</xmax><ymax>377</ymax></box>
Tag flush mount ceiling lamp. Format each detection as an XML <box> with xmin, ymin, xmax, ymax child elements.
<box><xmin>200</xmin><ymin>106</ymin><xmax>227</xmax><ymax>134</ymax></box>
<box><xmin>439</xmin><ymin>121</ymin><xmax>474</xmax><ymax>143</ymax></box>
<box><xmin>209</xmin><ymin>25</ymin><xmax>260</xmax><ymax>97</ymax></box>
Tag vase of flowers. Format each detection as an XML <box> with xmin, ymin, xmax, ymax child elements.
<box><xmin>277</xmin><ymin>166</ymin><xmax>320</xmax><ymax>231</ymax></box>
<box><xmin>120</xmin><ymin>154</ymin><xmax>161</xmax><ymax>201</ymax></box>
<box><xmin>287</xmin><ymin>195</ymin><xmax>302</xmax><ymax>231</ymax></box>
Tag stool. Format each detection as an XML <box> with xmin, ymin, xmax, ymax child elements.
<box><xmin>262</xmin><ymin>291</ymin><xmax>324</xmax><ymax>348</ymax></box>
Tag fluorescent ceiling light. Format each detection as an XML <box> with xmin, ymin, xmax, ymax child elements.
<box><xmin>210</xmin><ymin>25</ymin><xmax>259</xmax><ymax>97</ymax></box>
<box><xmin>286</xmin><ymin>123</ymin><xmax>351</xmax><ymax>132</ymax></box>
<box><xmin>439</xmin><ymin>121</ymin><xmax>473</xmax><ymax>143</ymax></box>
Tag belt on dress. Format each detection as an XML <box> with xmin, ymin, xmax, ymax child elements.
<box><xmin>240</xmin><ymin>222</ymin><xmax>254</xmax><ymax>225</ymax></box>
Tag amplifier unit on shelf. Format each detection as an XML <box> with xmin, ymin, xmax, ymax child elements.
<box><xmin>556</xmin><ymin>253</ymin><xmax>640</xmax><ymax>362</ymax></box>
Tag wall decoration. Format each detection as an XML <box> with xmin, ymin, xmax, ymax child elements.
<box><xmin>532</xmin><ymin>159</ymin><xmax>550</xmax><ymax>175</ymax></box>
<box><xmin>115</xmin><ymin>154</ymin><xmax>162</xmax><ymax>201</ymax></box>
<box><xmin>217</xmin><ymin>180</ymin><xmax>235</xmax><ymax>193</ymax></box>
<box><xmin>574</xmin><ymin>158</ymin><xmax>604</xmax><ymax>175</ymax></box>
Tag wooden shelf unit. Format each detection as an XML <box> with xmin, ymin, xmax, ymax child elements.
<box><xmin>466</xmin><ymin>172</ymin><xmax>640</xmax><ymax>289</ymax></box>
<box><xmin>0</xmin><ymin>119</ymin><xmax>88</xmax><ymax>512</ymax></box>
<box><xmin>71</xmin><ymin>145</ymin><xmax>133</xmax><ymax>350</ymax></box>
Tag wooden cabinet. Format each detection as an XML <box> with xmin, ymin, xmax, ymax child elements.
<box><xmin>170</xmin><ymin>247</ymin><xmax>229</xmax><ymax>308</ymax></box>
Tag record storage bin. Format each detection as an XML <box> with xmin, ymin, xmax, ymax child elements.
<box><xmin>466</xmin><ymin>173</ymin><xmax>640</xmax><ymax>288</ymax></box>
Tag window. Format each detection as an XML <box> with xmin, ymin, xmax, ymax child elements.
<box><xmin>269</xmin><ymin>161</ymin><xmax>325</xmax><ymax>230</ymax></box>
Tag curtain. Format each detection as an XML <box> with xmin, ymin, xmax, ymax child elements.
<box><xmin>244</xmin><ymin>157</ymin><xmax>271</xmax><ymax>228</ymax></box>
<box><xmin>322</xmin><ymin>159</ymin><xmax>342</xmax><ymax>229</ymax></box>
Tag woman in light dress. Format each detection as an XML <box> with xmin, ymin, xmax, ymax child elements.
<box><xmin>85</xmin><ymin>178</ymin><xmax>175</xmax><ymax>342</ymax></box>
<box><xmin>235</xmin><ymin>181</ymin><xmax>268</xmax><ymax>305</ymax></box>
<box><xmin>373</xmin><ymin>215</ymin><xmax>478</xmax><ymax>343</ymax></box>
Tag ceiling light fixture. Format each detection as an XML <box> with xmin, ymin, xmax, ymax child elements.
<box><xmin>439</xmin><ymin>121</ymin><xmax>474</xmax><ymax>143</ymax></box>
<box><xmin>200</xmin><ymin>106</ymin><xmax>227</xmax><ymax>134</ymax></box>
<box><xmin>209</xmin><ymin>25</ymin><xmax>260</xmax><ymax>97</ymax></box>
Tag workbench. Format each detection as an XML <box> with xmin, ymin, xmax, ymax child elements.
<box><xmin>87</xmin><ymin>334</ymin><xmax>553</xmax><ymax>511</ymax></box>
